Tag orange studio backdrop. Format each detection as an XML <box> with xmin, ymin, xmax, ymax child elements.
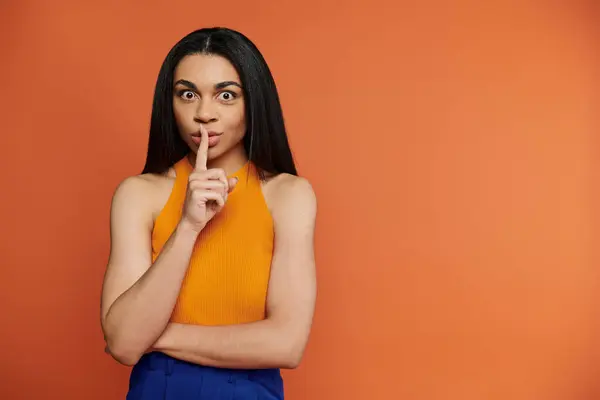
<box><xmin>0</xmin><ymin>1</ymin><xmax>597</xmax><ymax>399</ymax></box>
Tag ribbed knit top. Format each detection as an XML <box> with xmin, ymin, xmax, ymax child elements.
<box><xmin>151</xmin><ymin>156</ymin><xmax>274</xmax><ymax>326</ymax></box>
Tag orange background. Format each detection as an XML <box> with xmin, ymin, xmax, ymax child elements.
<box><xmin>0</xmin><ymin>1</ymin><xmax>597</xmax><ymax>399</ymax></box>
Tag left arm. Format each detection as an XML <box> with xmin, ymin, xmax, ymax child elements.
<box><xmin>153</xmin><ymin>176</ymin><xmax>317</xmax><ymax>369</ymax></box>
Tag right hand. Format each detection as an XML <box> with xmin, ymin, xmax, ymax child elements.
<box><xmin>180</xmin><ymin>126</ymin><xmax>238</xmax><ymax>233</ymax></box>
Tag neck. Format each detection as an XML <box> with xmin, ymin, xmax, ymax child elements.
<box><xmin>187</xmin><ymin>144</ymin><xmax>249</xmax><ymax>176</ymax></box>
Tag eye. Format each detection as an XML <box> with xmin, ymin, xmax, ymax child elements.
<box><xmin>217</xmin><ymin>91</ymin><xmax>236</xmax><ymax>101</ymax></box>
<box><xmin>179</xmin><ymin>90</ymin><xmax>196</xmax><ymax>101</ymax></box>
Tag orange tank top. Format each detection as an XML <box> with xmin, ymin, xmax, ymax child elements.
<box><xmin>151</xmin><ymin>156</ymin><xmax>274</xmax><ymax>326</ymax></box>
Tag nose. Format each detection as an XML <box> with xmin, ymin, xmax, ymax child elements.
<box><xmin>193</xmin><ymin>97</ymin><xmax>218</xmax><ymax>123</ymax></box>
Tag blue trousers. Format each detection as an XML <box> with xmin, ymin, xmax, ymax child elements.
<box><xmin>126</xmin><ymin>352</ymin><xmax>284</xmax><ymax>399</ymax></box>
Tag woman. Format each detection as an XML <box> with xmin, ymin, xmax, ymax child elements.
<box><xmin>100</xmin><ymin>27</ymin><xmax>317</xmax><ymax>399</ymax></box>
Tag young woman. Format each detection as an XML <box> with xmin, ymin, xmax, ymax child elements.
<box><xmin>100</xmin><ymin>27</ymin><xmax>317</xmax><ymax>399</ymax></box>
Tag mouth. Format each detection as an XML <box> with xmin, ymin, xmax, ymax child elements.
<box><xmin>191</xmin><ymin>130</ymin><xmax>222</xmax><ymax>137</ymax></box>
<box><xmin>190</xmin><ymin>130</ymin><xmax>223</xmax><ymax>147</ymax></box>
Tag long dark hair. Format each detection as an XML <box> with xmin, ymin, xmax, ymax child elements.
<box><xmin>141</xmin><ymin>27</ymin><xmax>297</xmax><ymax>178</ymax></box>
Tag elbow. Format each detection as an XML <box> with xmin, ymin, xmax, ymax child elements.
<box><xmin>278</xmin><ymin>341</ymin><xmax>306</xmax><ymax>369</ymax></box>
<box><xmin>280</xmin><ymin>351</ymin><xmax>303</xmax><ymax>369</ymax></box>
<box><xmin>112</xmin><ymin>349</ymin><xmax>142</xmax><ymax>367</ymax></box>
<box><xmin>273</xmin><ymin>323</ymin><xmax>311</xmax><ymax>369</ymax></box>
<box><xmin>104</xmin><ymin>336</ymin><xmax>144</xmax><ymax>367</ymax></box>
<box><xmin>281</xmin><ymin>356</ymin><xmax>301</xmax><ymax>370</ymax></box>
<box><xmin>102</xmin><ymin>321</ymin><xmax>148</xmax><ymax>366</ymax></box>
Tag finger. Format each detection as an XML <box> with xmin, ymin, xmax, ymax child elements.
<box><xmin>227</xmin><ymin>177</ymin><xmax>238</xmax><ymax>193</ymax></box>
<box><xmin>189</xmin><ymin>180</ymin><xmax>226</xmax><ymax>192</ymax></box>
<box><xmin>189</xmin><ymin>170</ymin><xmax>229</xmax><ymax>200</ymax></box>
<box><xmin>189</xmin><ymin>169</ymin><xmax>227</xmax><ymax>183</ymax></box>
<box><xmin>207</xmin><ymin>168</ymin><xmax>228</xmax><ymax>192</ymax></box>
<box><xmin>195</xmin><ymin>125</ymin><xmax>209</xmax><ymax>171</ymax></box>
<box><xmin>197</xmin><ymin>191</ymin><xmax>225</xmax><ymax>208</ymax></box>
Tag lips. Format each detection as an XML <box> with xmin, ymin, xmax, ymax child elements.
<box><xmin>191</xmin><ymin>130</ymin><xmax>222</xmax><ymax>138</ymax></box>
<box><xmin>190</xmin><ymin>130</ymin><xmax>222</xmax><ymax>146</ymax></box>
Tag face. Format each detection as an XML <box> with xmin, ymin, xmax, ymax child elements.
<box><xmin>172</xmin><ymin>53</ymin><xmax>246</xmax><ymax>160</ymax></box>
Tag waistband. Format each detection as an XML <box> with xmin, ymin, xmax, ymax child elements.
<box><xmin>136</xmin><ymin>351</ymin><xmax>282</xmax><ymax>382</ymax></box>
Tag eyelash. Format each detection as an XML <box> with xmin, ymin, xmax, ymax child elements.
<box><xmin>176</xmin><ymin>90</ymin><xmax>237</xmax><ymax>102</ymax></box>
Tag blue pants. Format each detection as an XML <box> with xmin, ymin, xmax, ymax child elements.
<box><xmin>126</xmin><ymin>352</ymin><xmax>284</xmax><ymax>399</ymax></box>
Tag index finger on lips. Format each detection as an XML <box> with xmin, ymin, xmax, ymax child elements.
<box><xmin>195</xmin><ymin>125</ymin><xmax>209</xmax><ymax>171</ymax></box>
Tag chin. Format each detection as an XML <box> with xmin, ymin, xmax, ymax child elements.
<box><xmin>206</xmin><ymin>146</ymin><xmax>226</xmax><ymax>159</ymax></box>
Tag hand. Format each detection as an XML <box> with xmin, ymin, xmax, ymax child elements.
<box><xmin>180</xmin><ymin>126</ymin><xmax>238</xmax><ymax>233</ymax></box>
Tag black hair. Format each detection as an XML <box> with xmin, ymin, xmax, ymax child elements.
<box><xmin>141</xmin><ymin>27</ymin><xmax>297</xmax><ymax>178</ymax></box>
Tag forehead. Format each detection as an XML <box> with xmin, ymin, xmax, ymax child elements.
<box><xmin>174</xmin><ymin>54</ymin><xmax>240</xmax><ymax>86</ymax></box>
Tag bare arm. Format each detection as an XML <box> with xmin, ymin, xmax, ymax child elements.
<box><xmin>152</xmin><ymin>176</ymin><xmax>318</xmax><ymax>369</ymax></box>
<box><xmin>100</xmin><ymin>176</ymin><xmax>199</xmax><ymax>366</ymax></box>
<box><xmin>101</xmin><ymin>127</ymin><xmax>236</xmax><ymax>366</ymax></box>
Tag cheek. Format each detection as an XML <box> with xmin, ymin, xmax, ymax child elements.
<box><xmin>225</xmin><ymin>107</ymin><xmax>246</xmax><ymax>137</ymax></box>
<box><xmin>172</xmin><ymin>106</ymin><xmax>183</xmax><ymax>126</ymax></box>
<box><xmin>235</xmin><ymin>107</ymin><xmax>246</xmax><ymax>131</ymax></box>
<box><xmin>173</xmin><ymin>104</ymin><xmax>192</xmax><ymax>128</ymax></box>
<box><xmin>235</xmin><ymin>114</ymin><xmax>246</xmax><ymax>133</ymax></box>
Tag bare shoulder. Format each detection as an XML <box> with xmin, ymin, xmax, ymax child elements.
<box><xmin>111</xmin><ymin>171</ymin><xmax>175</xmax><ymax>222</ymax></box>
<box><xmin>112</xmin><ymin>174</ymin><xmax>152</xmax><ymax>202</ymax></box>
<box><xmin>262</xmin><ymin>174</ymin><xmax>317</xmax><ymax>223</ymax></box>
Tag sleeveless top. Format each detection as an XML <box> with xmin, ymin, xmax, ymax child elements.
<box><xmin>151</xmin><ymin>156</ymin><xmax>274</xmax><ymax>326</ymax></box>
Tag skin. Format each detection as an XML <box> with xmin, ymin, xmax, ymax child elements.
<box><xmin>100</xmin><ymin>54</ymin><xmax>317</xmax><ymax>369</ymax></box>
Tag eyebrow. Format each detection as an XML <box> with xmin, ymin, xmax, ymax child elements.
<box><xmin>174</xmin><ymin>79</ymin><xmax>242</xmax><ymax>91</ymax></box>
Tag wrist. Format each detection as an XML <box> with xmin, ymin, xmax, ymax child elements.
<box><xmin>153</xmin><ymin>324</ymin><xmax>177</xmax><ymax>351</ymax></box>
<box><xmin>176</xmin><ymin>219</ymin><xmax>203</xmax><ymax>240</ymax></box>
